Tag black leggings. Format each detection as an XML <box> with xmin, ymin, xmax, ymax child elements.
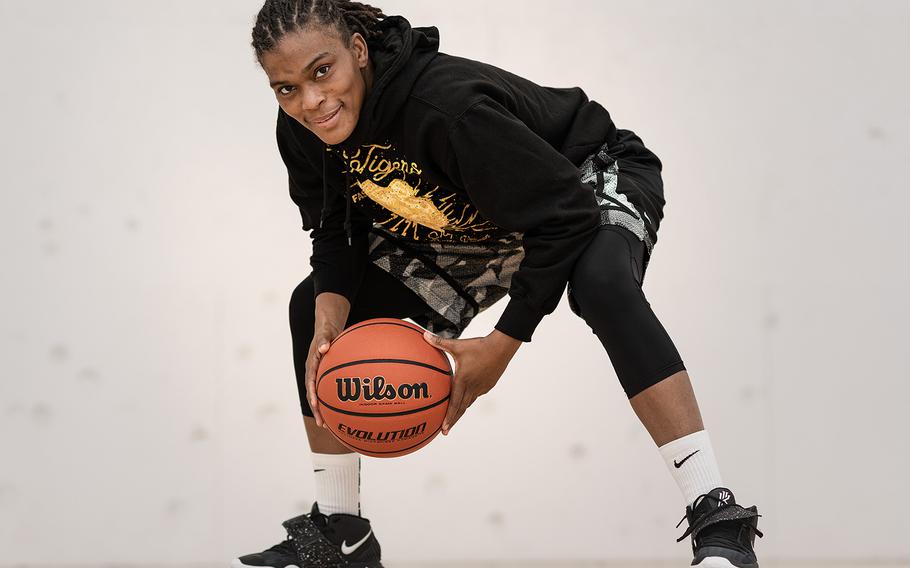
<box><xmin>289</xmin><ymin>225</ymin><xmax>686</xmax><ymax>417</ymax></box>
<box><xmin>567</xmin><ymin>225</ymin><xmax>686</xmax><ymax>397</ymax></box>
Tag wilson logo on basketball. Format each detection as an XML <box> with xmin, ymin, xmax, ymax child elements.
<box><xmin>336</xmin><ymin>376</ymin><xmax>430</xmax><ymax>402</ymax></box>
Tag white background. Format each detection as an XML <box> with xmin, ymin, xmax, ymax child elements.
<box><xmin>1</xmin><ymin>0</ymin><xmax>908</xmax><ymax>564</ymax></box>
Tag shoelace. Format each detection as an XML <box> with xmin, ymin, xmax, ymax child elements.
<box><xmin>675</xmin><ymin>492</ymin><xmax>764</xmax><ymax>548</ymax></box>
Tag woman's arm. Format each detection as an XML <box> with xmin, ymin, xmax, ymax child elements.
<box><xmin>422</xmin><ymin>98</ymin><xmax>601</xmax><ymax>433</ymax></box>
<box><xmin>315</xmin><ymin>291</ymin><xmax>351</xmax><ymax>331</ymax></box>
<box><xmin>276</xmin><ymin>108</ymin><xmax>372</xmax><ymax>302</ymax></box>
<box><xmin>445</xmin><ymin>98</ymin><xmax>602</xmax><ymax>342</ymax></box>
<box><xmin>276</xmin><ymin>109</ymin><xmax>371</xmax><ymax>426</ymax></box>
<box><xmin>304</xmin><ymin>291</ymin><xmax>352</xmax><ymax>427</ymax></box>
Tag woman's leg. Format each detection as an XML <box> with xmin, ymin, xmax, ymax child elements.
<box><xmin>568</xmin><ymin>225</ymin><xmax>723</xmax><ymax>499</ymax></box>
<box><xmin>569</xmin><ymin>224</ymin><xmax>703</xmax><ymax>445</ymax></box>
<box><xmin>291</xmin><ymin>262</ymin><xmax>437</xmax><ymax>448</ymax></box>
<box><xmin>289</xmin><ymin>262</ymin><xmax>435</xmax><ymax>514</ymax></box>
<box><xmin>569</xmin><ymin>224</ymin><xmax>762</xmax><ymax>565</ymax></box>
<box><xmin>568</xmin><ymin>224</ymin><xmax>691</xmax><ymax>434</ymax></box>
<box><xmin>629</xmin><ymin>369</ymin><xmax>703</xmax><ymax>447</ymax></box>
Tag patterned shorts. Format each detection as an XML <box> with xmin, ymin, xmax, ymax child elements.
<box><xmin>367</xmin><ymin>140</ymin><xmax>656</xmax><ymax>339</ymax></box>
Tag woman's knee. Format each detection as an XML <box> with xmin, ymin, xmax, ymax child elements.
<box><xmin>570</xmin><ymin>228</ymin><xmax>646</xmax><ymax>320</ymax></box>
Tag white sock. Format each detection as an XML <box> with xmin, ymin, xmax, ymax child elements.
<box><xmin>658</xmin><ymin>430</ymin><xmax>724</xmax><ymax>507</ymax></box>
<box><xmin>311</xmin><ymin>452</ymin><xmax>360</xmax><ymax>516</ymax></box>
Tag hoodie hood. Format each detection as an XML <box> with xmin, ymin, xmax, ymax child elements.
<box><xmin>341</xmin><ymin>15</ymin><xmax>440</xmax><ymax>149</ymax></box>
<box><xmin>320</xmin><ymin>14</ymin><xmax>440</xmax><ymax>242</ymax></box>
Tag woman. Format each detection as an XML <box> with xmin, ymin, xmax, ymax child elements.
<box><xmin>235</xmin><ymin>1</ymin><xmax>763</xmax><ymax>567</ymax></box>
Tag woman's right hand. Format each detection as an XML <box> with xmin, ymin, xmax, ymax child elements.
<box><xmin>305</xmin><ymin>323</ymin><xmax>342</xmax><ymax>428</ymax></box>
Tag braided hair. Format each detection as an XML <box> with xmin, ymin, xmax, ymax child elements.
<box><xmin>251</xmin><ymin>0</ymin><xmax>386</xmax><ymax>64</ymax></box>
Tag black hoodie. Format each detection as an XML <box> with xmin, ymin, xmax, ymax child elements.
<box><xmin>275</xmin><ymin>15</ymin><xmax>661</xmax><ymax>342</ymax></box>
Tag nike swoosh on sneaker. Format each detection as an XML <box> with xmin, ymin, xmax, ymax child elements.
<box><xmin>674</xmin><ymin>450</ymin><xmax>700</xmax><ymax>468</ymax></box>
<box><xmin>340</xmin><ymin>529</ymin><xmax>372</xmax><ymax>555</ymax></box>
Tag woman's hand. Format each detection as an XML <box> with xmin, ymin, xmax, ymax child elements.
<box><xmin>423</xmin><ymin>329</ymin><xmax>522</xmax><ymax>435</ymax></box>
<box><xmin>306</xmin><ymin>323</ymin><xmax>343</xmax><ymax>428</ymax></box>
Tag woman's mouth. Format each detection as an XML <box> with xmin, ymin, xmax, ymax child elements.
<box><xmin>312</xmin><ymin>105</ymin><xmax>342</xmax><ymax>127</ymax></box>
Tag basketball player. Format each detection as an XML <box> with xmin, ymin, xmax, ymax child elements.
<box><xmin>234</xmin><ymin>1</ymin><xmax>763</xmax><ymax>566</ymax></box>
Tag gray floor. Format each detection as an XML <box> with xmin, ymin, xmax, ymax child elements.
<box><xmin>5</xmin><ymin>562</ymin><xmax>909</xmax><ymax>568</ymax></box>
<box><xmin>398</xmin><ymin>563</ymin><xmax>910</xmax><ymax>568</ymax></box>
<box><xmin>395</xmin><ymin>564</ymin><xmax>910</xmax><ymax>568</ymax></box>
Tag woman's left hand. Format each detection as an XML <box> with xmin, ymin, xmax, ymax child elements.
<box><xmin>423</xmin><ymin>329</ymin><xmax>522</xmax><ymax>435</ymax></box>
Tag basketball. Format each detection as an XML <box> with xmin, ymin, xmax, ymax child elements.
<box><xmin>315</xmin><ymin>318</ymin><xmax>452</xmax><ymax>458</ymax></box>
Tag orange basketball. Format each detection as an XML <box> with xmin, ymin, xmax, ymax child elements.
<box><xmin>315</xmin><ymin>318</ymin><xmax>452</xmax><ymax>458</ymax></box>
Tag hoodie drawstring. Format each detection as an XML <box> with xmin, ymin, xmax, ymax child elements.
<box><xmin>344</xmin><ymin>172</ymin><xmax>352</xmax><ymax>246</ymax></box>
<box><xmin>319</xmin><ymin>148</ymin><xmax>353</xmax><ymax>247</ymax></box>
<box><xmin>319</xmin><ymin>150</ymin><xmax>328</xmax><ymax>229</ymax></box>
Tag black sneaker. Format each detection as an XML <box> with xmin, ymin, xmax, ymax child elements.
<box><xmin>676</xmin><ymin>487</ymin><xmax>764</xmax><ymax>568</ymax></box>
<box><xmin>232</xmin><ymin>503</ymin><xmax>383</xmax><ymax>568</ymax></box>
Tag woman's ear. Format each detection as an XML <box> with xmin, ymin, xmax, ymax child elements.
<box><xmin>352</xmin><ymin>32</ymin><xmax>370</xmax><ymax>68</ymax></box>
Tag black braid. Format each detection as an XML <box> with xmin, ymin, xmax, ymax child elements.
<box><xmin>251</xmin><ymin>0</ymin><xmax>386</xmax><ymax>64</ymax></box>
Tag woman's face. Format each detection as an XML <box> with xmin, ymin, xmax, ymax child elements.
<box><xmin>261</xmin><ymin>24</ymin><xmax>373</xmax><ymax>146</ymax></box>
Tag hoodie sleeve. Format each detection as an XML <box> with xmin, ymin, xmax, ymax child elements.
<box><xmin>276</xmin><ymin>114</ymin><xmax>371</xmax><ymax>302</ymax></box>
<box><xmin>445</xmin><ymin>99</ymin><xmax>601</xmax><ymax>342</ymax></box>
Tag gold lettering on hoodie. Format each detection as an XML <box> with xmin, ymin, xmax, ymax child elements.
<box><xmin>346</xmin><ymin>143</ymin><xmax>421</xmax><ymax>182</ymax></box>
<box><xmin>333</xmin><ymin>142</ymin><xmax>496</xmax><ymax>242</ymax></box>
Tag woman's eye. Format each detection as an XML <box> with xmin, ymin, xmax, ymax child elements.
<box><xmin>278</xmin><ymin>86</ymin><xmax>294</xmax><ymax>96</ymax></box>
<box><xmin>315</xmin><ymin>65</ymin><xmax>330</xmax><ymax>78</ymax></box>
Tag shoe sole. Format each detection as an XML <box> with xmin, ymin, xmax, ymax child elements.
<box><xmin>231</xmin><ymin>558</ymin><xmax>383</xmax><ymax>568</ymax></box>
<box><xmin>694</xmin><ymin>558</ymin><xmax>758</xmax><ymax>568</ymax></box>
<box><xmin>231</xmin><ymin>560</ymin><xmax>300</xmax><ymax>568</ymax></box>
<box><xmin>231</xmin><ymin>560</ymin><xmax>297</xmax><ymax>568</ymax></box>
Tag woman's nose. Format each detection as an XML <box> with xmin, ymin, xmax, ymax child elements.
<box><xmin>300</xmin><ymin>87</ymin><xmax>326</xmax><ymax>114</ymax></box>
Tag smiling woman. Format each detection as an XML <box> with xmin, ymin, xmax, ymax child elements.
<box><xmin>259</xmin><ymin>21</ymin><xmax>374</xmax><ymax>145</ymax></box>
<box><xmin>240</xmin><ymin>1</ymin><xmax>764</xmax><ymax>567</ymax></box>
